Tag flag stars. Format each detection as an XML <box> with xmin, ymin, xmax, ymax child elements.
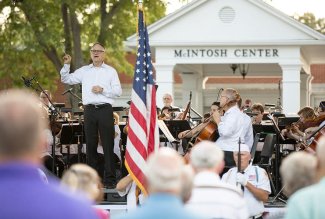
<box><xmin>136</xmin><ymin>69</ymin><xmax>140</xmax><ymax>74</ymax></box>
<box><xmin>143</xmin><ymin>86</ymin><xmax>146</xmax><ymax>90</ymax></box>
<box><xmin>137</xmin><ymin>52</ymin><xmax>140</xmax><ymax>57</ymax></box>
<box><xmin>136</xmin><ymin>61</ymin><xmax>140</xmax><ymax>65</ymax></box>
<box><xmin>147</xmin><ymin>52</ymin><xmax>151</xmax><ymax>57</ymax></box>
<box><xmin>136</xmin><ymin>77</ymin><xmax>140</xmax><ymax>81</ymax></box>
<box><xmin>149</xmin><ymin>70</ymin><xmax>153</xmax><ymax>75</ymax></box>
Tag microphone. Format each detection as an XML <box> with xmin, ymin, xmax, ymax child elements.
<box><xmin>62</xmin><ymin>88</ymin><xmax>73</xmax><ymax>95</ymax></box>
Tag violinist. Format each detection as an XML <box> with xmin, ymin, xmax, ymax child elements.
<box><xmin>282</xmin><ymin>106</ymin><xmax>316</xmax><ymax>143</ymax></box>
<box><xmin>303</xmin><ymin>101</ymin><xmax>325</xmax><ymax>138</ymax></box>
<box><xmin>213</xmin><ymin>88</ymin><xmax>247</xmax><ymax>168</ymax></box>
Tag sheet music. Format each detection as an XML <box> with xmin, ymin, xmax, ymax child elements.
<box><xmin>157</xmin><ymin>120</ymin><xmax>177</xmax><ymax>143</ymax></box>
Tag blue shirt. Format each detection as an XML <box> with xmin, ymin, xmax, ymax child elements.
<box><xmin>285</xmin><ymin>177</ymin><xmax>325</xmax><ymax>219</ymax></box>
<box><xmin>0</xmin><ymin>162</ymin><xmax>98</xmax><ymax>219</ymax></box>
<box><xmin>117</xmin><ymin>193</ymin><xmax>201</xmax><ymax>219</ymax></box>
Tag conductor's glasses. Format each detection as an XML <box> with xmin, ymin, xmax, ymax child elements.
<box><xmin>90</xmin><ymin>50</ymin><xmax>105</xmax><ymax>53</ymax></box>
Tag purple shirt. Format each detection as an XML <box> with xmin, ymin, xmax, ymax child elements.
<box><xmin>0</xmin><ymin>162</ymin><xmax>99</xmax><ymax>219</ymax></box>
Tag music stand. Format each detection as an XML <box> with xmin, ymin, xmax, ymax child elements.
<box><xmin>163</xmin><ymin>120</ymin><xmax>191</xmax><ymax>139</ymax></box>
<box><xmin>60</xmin><ymin>123</ymin><xmax>86</xmax><ymax>164</ymax></box>
<box><xmin>267</xmin><ymin>114</ymin><xmax>286</xmax><ymax>202</ymax></box>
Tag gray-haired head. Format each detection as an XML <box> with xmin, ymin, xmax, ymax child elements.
<box><xmin>190</xmin><ymin>141</ymin><xmax>224</xmax><ymax>173</ymax></box>
<box><xmin>146</xmin><ymin>147</ymin><xmax>184</xmax><ymax>195</ymax></box>
<box><xmin>280</xmin><ymin>151</ymin><xmax>317</xmax><ymax>196</ymax></box>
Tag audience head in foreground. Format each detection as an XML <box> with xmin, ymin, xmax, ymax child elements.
<box><xmin>280</xmin><ymin>151</ymin><xmax>317</xmax><ymax>197</ymax></box>
<box><xmin>118</xmin><ymin>147</ymin><xmax>199</xmax><ymax>219</ymax></box>
<box><xmin>285</xmin><ymin>137</ymin><xmax>325</xmax><ymax>219</ymax></box>
<box><xmin>0</xmin><ymin>89</ymin><xmax>98</xmax><ymax>219</ymax></box>
<box><xmin>186</xmin><ymin>141</ymin><xmax>249</xmax><ymax>219</ymax></box>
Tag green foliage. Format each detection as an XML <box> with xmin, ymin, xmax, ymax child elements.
<box><xmin>294</xmin><ymin>13</ymin><xmax>325</xmax><ymax>34</ymax></box>
<box><xmin>0</xmin><ymin>0</ymin><xmax>167</xmax><ymax>91</ymax></box>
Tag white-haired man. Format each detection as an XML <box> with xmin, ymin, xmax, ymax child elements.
<box><xmin>118</xmin><ymin>147</ymin><xmax>199</xmax><ymax>219</ymax></box>
<box><xmin>222</xmin><ymin>144</ymin><xmax>271</xmax><ymax>219</ymax></box>
<box><xmin>186</xmin><ymin>141</ymin><xmax>249</xmax><ymax>219</ymax></box>
<box><xmin>285</xmin><ymin>137</ymin><xmax>325</xmax><ymax>219</ymax></box>
<box><xmin>0</xmin><ymin>89</ymin><xmax>98</xmax><ymax>219</ymax></box>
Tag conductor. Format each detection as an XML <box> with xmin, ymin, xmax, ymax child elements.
<box><xmin>60</xmin><ymin>42</ymin><xmax>122</xmax><ymax>188</ymax></box>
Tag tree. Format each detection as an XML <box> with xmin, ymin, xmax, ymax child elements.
<box><xmin>0</xmin><ymin>0</ymin><xmax>167</xmax><ymax>93</ymax></box>
<box><xmin>294</xmin><ymin>13</ymin><xmax>325</xmax><ymax>35</ymax></box>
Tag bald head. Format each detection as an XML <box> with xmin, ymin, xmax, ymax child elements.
<box><xmin>146</xmin><ymin>147</ymin><xmax>184</xmax><ymax>194</ymax></box>
<box><xmin>0</xmin><ymin>89</ymin><xmax>46</xmax><ymax>162</ymax></box>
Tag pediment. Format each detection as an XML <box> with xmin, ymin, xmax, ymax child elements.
<box><xmin>126</xmin><ymin>0</ymin><xmax>325</xmax><ymax>47</ymax></box>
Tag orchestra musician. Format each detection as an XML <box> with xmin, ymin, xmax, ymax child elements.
<box><xmin>212</xmin><ymin>88</ymin><xmax>247</xmax><ymax>168</ymax></box>
<box><xmin>177</xmin><ymin>102</ymin><xmax>219</xmax><ymax>139</ymax></box>
<box><xmin>237</xmin><ymin>98</ymin><xmax>254</xmax><ymax>151</ymax></box>
<box><xmin>281</xmin><ymin>106</ymin><xmax>316</xmax><ymax>143</ymax></box>
<box><xmin>251</xmin><ymin>103</ymin><xmax>264</xmax><ymax>125</ymax></box>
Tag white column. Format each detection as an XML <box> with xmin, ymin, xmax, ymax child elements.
<box><xmin>181</xmin><ymin>72</ymin><xmax>204</xmax><ymax>115</ymax></box>
<box><xmin>280</xmin><ymin>64</ymin><xmax>301</xmax><ymax>114</ymax></box>
<box><xmin>300</xmin><ymin>73</ymin><xmax>313</xmax><ymax>107</ymax></box>
<box><xmin>154</xmin><ymin>64</ymin><xmax>174</xmax><ymax>108</ymax></box>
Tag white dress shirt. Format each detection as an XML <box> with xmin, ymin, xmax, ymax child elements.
<box><xmin>60</xmin><ymin>63</ymin><xmax>122</xmax><ymax>105</ymax></box>
<box><xmin>222</xmin><ymin>165</ymin><xmax>271</xmax><ymax>217</ymax></box>
<box><xmin>216</xmin><ymin>105</ymin><xmax>245</xmax><ymax>151</ymax></box>
<box><xmin>242</xmin><ymin>112</ymin><xmax>254</xmax><ymax>151</ymax></box>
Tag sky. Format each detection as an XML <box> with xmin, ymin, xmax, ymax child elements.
<box><xmin>166</xmin><ymin>0</ymin><xmax>325</xmax><ymax>19</ymax></box>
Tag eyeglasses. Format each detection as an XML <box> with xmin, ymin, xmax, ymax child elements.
<box><xmin>90</xmin><ymin>50</ymin><xmax>105</xmax><ymax>53</ymax></box>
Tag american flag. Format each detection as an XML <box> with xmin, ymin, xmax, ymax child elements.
<box><xmin>125</xmin><ymin>8</ymin><xmax>159</xmax><ymax>195</ymax></box>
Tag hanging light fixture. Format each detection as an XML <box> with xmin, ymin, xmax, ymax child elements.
<box><xmin>229</xmin><ymin>64</ymin><xmax>249</xmax><ymax>79</ymax></box>
<box><xmin>229</xmin><ymin>64</ymin><xmax>238</xmax><ymax>74</ymax></box>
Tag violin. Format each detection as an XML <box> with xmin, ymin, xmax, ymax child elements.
<box><xmin>300</xmin><ymin>114</ymin><xmax>325</xmax><ymax>131</ymax></box>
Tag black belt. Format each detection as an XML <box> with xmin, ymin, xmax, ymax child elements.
<box><xmin>84</xmin><ymin>103</ymin><xmax>111</xmax><ymax>109</ymax></box>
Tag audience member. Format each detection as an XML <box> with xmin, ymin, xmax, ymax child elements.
<box><xmin>180</xmin><ymin>165</ymin><xmax>195</xmax><ymax>203</ymax></box>
<box><xmin>280</xmin><ymin>151</ymin><xmax>317</xmax><ymax>197</ymax></box>
<box><xmin>0</xmin><ymin>89</ymin><xmax>98</xmax><ymax>219</ymax></box>
<box><xmin>222</xmin><ymin>144</ymin><xmax>271</xmax><ymax>219</ymax></box>
<box><xmin>118</xmin><ymin>147</ymin><xmax>199</xmax><ymax>219</ymax></box>
<box><xmin>285</xmin><ymin>137</ymin><xmax>325</xmax><ymax>219</ymax></box>
<box><xmin>61</xmin><ymin>164</ymin><xmax>109</xmax><ymax>219</ymax></box>
<box><xmin>186</xmin><ymin>141</ymin><xmax>249</xmax><ymax>219</ymax></box>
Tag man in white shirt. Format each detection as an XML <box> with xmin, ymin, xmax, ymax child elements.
<box><xmin>222</xmin><ymin>144</ymin><xmax>271</xmax><ymax>219</ymax></box>
<box><xmin>186</xmin><ymin>141</ymin><xmax>249</xmax><ymax>219</ymax></box>
<box><xmin>60</xmin><ymin>42</ymin><xmax>122</xmax><ymax>188</ymax></box>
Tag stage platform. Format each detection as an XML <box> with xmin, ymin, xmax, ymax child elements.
<box><xmin>98</xmin><ymin>189</ymin><xmax>287</xmax><ymax>219</ymax></box>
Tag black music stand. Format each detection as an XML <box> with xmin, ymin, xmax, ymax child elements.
<box><xmin>60</xmin><ymin>124</ymin><xmax>86</xmax><ymax>164</ymax></box>
<box><xmin>267</xmin><ymin>115</ymin><xmax>287</xmax><ymax>203</ymax></box>
<box><xmin>163</xmin><ymin>120</ymin><xmax>191</xmax><ymax>139</ymax></box>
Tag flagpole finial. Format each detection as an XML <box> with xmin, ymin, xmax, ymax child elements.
<box><xmin>138</xmin><ymin>0</ymin><xmax>143</xmax><ymax>10</ymax></box>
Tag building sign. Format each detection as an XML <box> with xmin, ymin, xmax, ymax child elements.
<box><xmin>174</xmin><ymin>48</ymin><xmax>279</xmax><ymax>58</ymax></box>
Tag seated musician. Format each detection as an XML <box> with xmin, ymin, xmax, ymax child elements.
<box><xmin>302</xmin><ymin>101</ymin><xmax>325</xmax><ymax>139</ymax></box>
<box><xmin>251</xmin><ymin>103</ymin><xmax>264</xmax><ymax>125</ymax></box>
<box><xmin>160</xmin><ymin>93</ymin><xmax>182</xmax><ymax>120</ymax></box>
<box><xmin>282</xmin><ymin>106</ymin><xmax>316</xmax><ymax>145</ymax></box>
<box><xmin>178</xmin><ymin>101</ymin><xmax>219</xmax><ymax>139</ymax></box>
